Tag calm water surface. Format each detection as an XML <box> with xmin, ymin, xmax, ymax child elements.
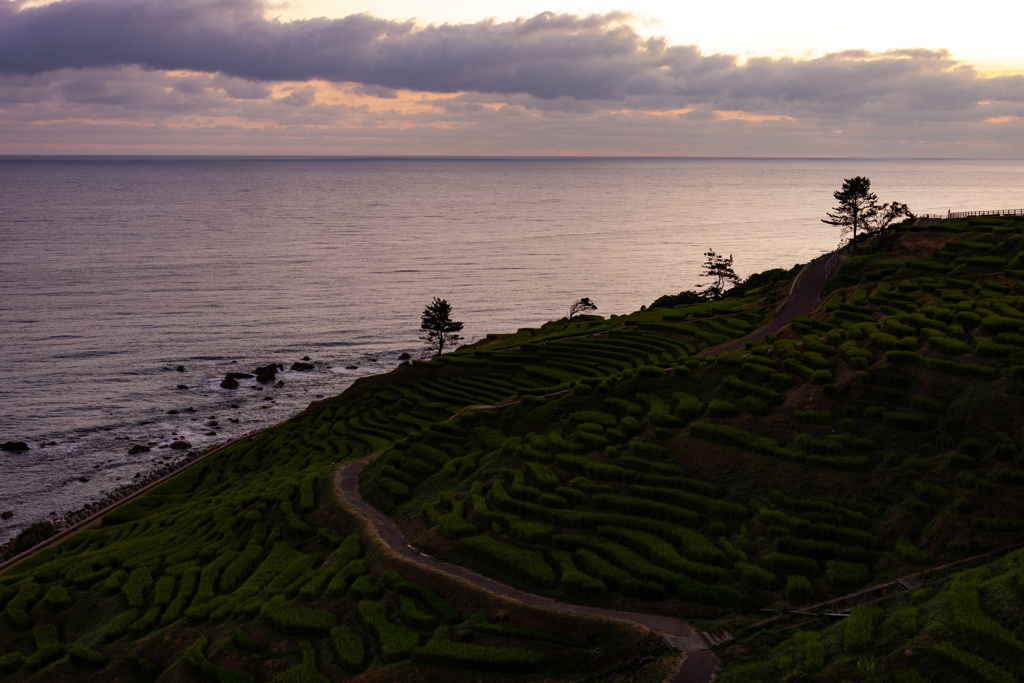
<box><xmin>2</xmin><ymin>157</ymin><xmax>1022</xmax><ymax>542</ymax></box>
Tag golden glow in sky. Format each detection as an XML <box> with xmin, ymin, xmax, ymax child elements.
<box><xmin>285</xmin><ymin>0</ymin><xmax>1024</xmax><ymax>74</ymax></box>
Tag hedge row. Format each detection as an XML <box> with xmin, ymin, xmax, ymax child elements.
<box><xmin>949</xmin><ymin>568</ymin><xmax>1024</xmax><ymax>658</ymax></box>
<box><xmin>551</xmin><ymin>550</ymin><xmax>607</xmax><ymax>599</ymax></box>
<box><xmin>162</xmin><ymin>567</ymin><xmax>200</xmax><ymax>625</ymax></box>
<box><xmin>688</xmin><ymin>422</ymin><xmax>870</xmax><ymax>472</ymax></box>
<box><xmin>930</xmin><ymin>642</ymin><xmax>1014</xmax><ymax>683</ymax></box>
<box><xmin>182</xmin><ymin>637</ymin><xmax>255</xmax><ymax>683</ymax></box>
<box><xmin>260</xmin><ymin>595</ymin><xmax>337</xmax><ymax>637</ymax></box>
<box><xmin>412</xmin><ymin>627</ymin><xmax>546</xmax><ymax>673</ymax></box>
<box><xmin>595</xmin><ymin>526</ymin><xmax>726</xmax><ymax>583</ymax></box>
<box><xmin>760</xmin><ymin>509</ymin><xmax>880</xmax><ymax>548</ymax></box>
<box><xmin>629</xmin><ymin>484</ymin><xmax>749</xmax><ymax>521</ymax></box>
<box><xmin>357</xmin><ymin>600</ymin><xmax>420</xmax><ymax>663</ymax></box>
<box><xmin>458</xmin><ymin>535</ymin><xmax>555</xmax><ymax>588</ymax></box>
<box><xmin>330</xmin><ymin>625</ymin><xmax>365</xmax><ymax>673</ymax></box>
<box><xmin>4</xmin><ymin>582</ymin><xmax>42</xmax><ymax>631</ymax></box>
<box><xmin>382</xmin><ymin>570</ymin><xmax>458</xmax><ymax>622</ymax></box>
<box><xmin>885</xmin><ymin>350</ymin><xmax>996</xmax><ymax>381</ymax></box>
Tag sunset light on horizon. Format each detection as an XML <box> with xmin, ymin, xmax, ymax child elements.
<box><xmin>1</xmin><ymin>0</ymin><xmax>1022</xmax><ymax>156</ymax></box>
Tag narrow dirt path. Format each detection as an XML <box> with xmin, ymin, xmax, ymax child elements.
<box><xmin>335</xmin><ymin>463</ymin><xmax>721</xmax><ymax>681</ymax></box>
<box><xmin>702</xmin><ymin>251</ymin><xmax>842</xmax><ymax>356</ymax></box>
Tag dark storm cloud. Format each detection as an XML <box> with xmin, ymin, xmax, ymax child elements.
<box><xmin>3</xmin><ymin>0</ymin><xmax>1022</xmax><ymax>116</ymax></box>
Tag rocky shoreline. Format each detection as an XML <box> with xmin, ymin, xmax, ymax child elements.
<box><xmin>0</xmin><ymin>447</ymin><xmax>208</xmax><ymax>562</ymax></box>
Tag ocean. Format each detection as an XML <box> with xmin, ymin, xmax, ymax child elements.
<box><xmin>1</xmin><ymin>156</ymin><xmax>1022</xmax><ymax>543</ymax></box>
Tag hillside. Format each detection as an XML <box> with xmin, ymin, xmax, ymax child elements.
<box><xmin>3</xmin><ymin>213</ymin><xmax>1024</xmax><ymax>682</ymax></box>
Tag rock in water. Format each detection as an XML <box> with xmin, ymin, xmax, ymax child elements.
<box><xmin>128</xmin><ymin>445</ymin><xmax>150</xmax><ymax>455</ymax></box>
<box><xmin>176</xmin><ymin>365</ymin><xmax>185</xmax><ymax>372</ymax></box>
<box><xmin>254</xmin><ymin>363</ymin><xmax>283</xmax><ymax>383</ymax></box>
<box><xmin>398</xmin><ymin>352</ymin><xmax>411</xmax><ymax>360</ymax></box>
<box><xmin>176</xmin><ymin>384</ymin><xmax>188</xmax><ymax>390</ymax></box>
<box><xmin>1</xmin><ymin>511</ymin><xmax>12</xmax><ymax>519</ymax></box>
<box><xmin>1</xmin><ymin>441</ymin><xmax>29</xmax><ymax>453</ymax></box>
<box><xmin>169</xmin><ymin>441</ymin><xmax>191</xmax><ymax>450</ymax></box>
<box><xmin>290</xmin><ymin>362</ymin><xmax>315</xmax><ymax>371</ymax></box>
<box><xmin>220</xmin><ymin>376</ymin><xmax>239</xmax><ymax>389</ymax></box>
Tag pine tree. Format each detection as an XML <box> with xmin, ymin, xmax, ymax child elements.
<box><xmin>822</xmin><ymin>177</ymin><xmax>878</xmax><ymax>255</ymax></box>
<box><xmin>420</xmin><ymin>298</ymin><xmax>464</xmax><ymax>356</ymax></box>
<box><xmin>696</xmin><ymin>249</ymin><xmax>740</xmax><ymax>300</ymax></box>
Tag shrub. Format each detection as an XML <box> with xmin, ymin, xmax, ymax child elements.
<box><xmin>804</xmin><ymin>638</ymin><xmax>825</xmax><ymax>674</ymax></box>
<box><xmin>740</xmin><ymin>396</ymin><xmax>769</xmax><ymax>415</ymax></box>
<box><xmin>885</xmin><ymin>350</ymin><xmax>996</xmax><ymax>381</ymax></box>
<box><xmin>182</xmin><ymin>638</ymin><xmax>255</xmax><ymax>683</ymax></box>
<box><xmin>400</xmin><ymin>596</ymin><xmax>435</xmax><ymax>631</ymax></box>
<box><xmin>931</xmin><ymin>642</ymin><xmax>1014</xmax><ymax>683</ymax></box>
<box><xmin>844</xmin><ymin>605</ymin><xmax>881</xmax><ymax>653</ymax></box>
<box><xmin>348</xmin><ymin>575</ymin><xmax>380</xmax><ymax>600</ymax></box>
<box><xmin>930</xmin><ymin>334</ymin><xmax>972</xmax><ymax>355</ymax></box>
<box><xmin>260</xmin><ymin>595</ymin><xmax>337</xmax><ymax>637</ymax></box>
<box><xmin>412</xmin><ymin>626</ymin><xmax>545</xmax><ymax>673</ymax></box>
<box><xmin>458</xmin><ymin>535</ymin><xmax>555</xmax><ymax>588</ymax></box>
<box><xmin>708</xmin><ymin>400</ymin><xmax>739</xmax><ymax>418</ymax></box>
<box><xmin>357</xmin><ymin>600</ymin><xmax>420</xmax><ymax>663</ymax></box>
<box><xmin>736</xmin><ymin>562</ymin><xmax>776</xmax><ymax>590</ymax></box>
<box><xmin>3</xmin><ymin>581</ymin><xmax>41</xmax><ymax>631</ymax></box>
<box><xmin>68</xmin><ymin>645</ymin><xmax>107</xmax><ymax>668</ymax></box>
<box><xmin>551</xmin><ymin>550</ymin><xmax>607</xmax><ymax>599</ymax></box>
<box><xmin>793</xmin><ymin>409</ymin><xmax>832</xmax><ymax>425</ymax></box>
<box><xmin>331</xmin><ymin>625</ymin><xmax>365</xmax><ymax>673</ymax></box>
<box><xmin>914</xmin><ymin>481</ymin><xmax>950</xmax><ymax>504</ymax></box>
<box><xmin>949</xmin><ymin>568</ymin><xmax>1024</xmax><ymax>658</ymax></box>
<box><xmin>786</xmin><ymin>575</ymin><xmax>813</xmax><ymax>602</ymax></box>
<box><xmin>104</xmin><ymin>609</ymin><xmax>141</xmax><ymax>641</ymax></box>
<box><xmin>42</xmin><ymin>585</ymin><xmax>71</xmax><ymax>611</ymax></box>
<box><xmin>825</xmin><ymin>560</ymin><xmax>870</xmax><ymax>589</ymax></box>
<box><xmin>895</xmin><ymin>539</ymin><xmax>929</xmax><ymax>565</ymax></box>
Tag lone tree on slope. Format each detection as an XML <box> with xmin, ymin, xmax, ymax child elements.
<box><xmin>822</xmin><ymin>176</ymin><xmax>878</xmax><ymax>255</ymax></box>
<box><xmin>697</xmin><ymin>249</ymin><xmax>741</xmax><ymax>300</ymax></box>
<box><xmin>567</xmin><ymin>297</ymin><xmax>597</xmax><ymax>320</ymax></box>
<box><xmin>866</xmin><ymin>201</ymin><xmax>915</xmax><ymax>247</ymax></box>
<box><xmin>420</xmin><ymin>298</ymin><xmax>464</xmax><ymax>356</ymax></box>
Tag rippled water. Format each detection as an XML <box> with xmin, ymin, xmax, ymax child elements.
<box><xmin>1</xmin><ymin>156</ymin><xmax>1022</xmax><ymax>543</ymax></box>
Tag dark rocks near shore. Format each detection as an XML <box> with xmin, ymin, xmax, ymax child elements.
<box><xmin>1</xmin><ymin>511</ymin><xmax>12</xmax><ymax>519</ymax></box>
<box><xmin>291</xmin><ymin>362</ymin><xmax>315</xmax><ymax>371</ymax></box>
<box><xmin>176</xmin><ymin>365</ymin><xmax>185</xmax><ymax>372</ymax></box>
<box><xmin>128</xmin><ymin>444</ymin><xmax>150</xmax><ymax>455</ymax></box>
<box><xmin>254</xmin><ymin>363</ymin><xmax>283</xmax><ymax>383</ymax></box>
<box><xmin>346</xmin><ymin>365</ymin><xmax>358</xmax><ymax>370</ymax></box>
<box><xmin>176</xmin><ymin>384</ymin><xmax>188</xmax><ymax>390</ymax></box>
<box><xmin>169</xmin><ymin>440</ymin><xmax>191</xmax><ymax>450</ymax></box>
<box><xmin>398</xmin><ymin>352</ymin><xmax>411</xmax><ymax>360</ymax></box>
<box><xmin>220</xmin><ymin>376</ymin><xmax>239</xmax><ymax>389</ymax></box>
<box><xmin>2</xmin><ymin>442</ymin><xmax>29</xmax><ymax>453</ymax></box>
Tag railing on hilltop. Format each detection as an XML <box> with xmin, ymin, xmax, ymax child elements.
<box><xmin>946</xmin><ymin>209</ymin><xmax>1024</xmax><ymax>219</ymax></box>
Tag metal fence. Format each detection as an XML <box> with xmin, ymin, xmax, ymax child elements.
<box><xmin>947</xmin><ymin>209</ymin><xmax>1024</xmax><ymax>219</ymax></box>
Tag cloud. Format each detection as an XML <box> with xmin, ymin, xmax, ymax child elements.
<box><xmin>0</xmin><ymin>0</ymin><xmax>1022</xmax><ymax>155</ymax></box>
<box><xmin>2</xmin><ymin>0</ymin><xmax>1022</xmax><ymax>119</ymax></box>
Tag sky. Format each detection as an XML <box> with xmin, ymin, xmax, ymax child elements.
<box><xmin>1</xmin><ymin>0</ymin><xmax>1022</xmax><ymax>156</ymax></box>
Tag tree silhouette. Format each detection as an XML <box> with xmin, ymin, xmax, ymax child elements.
<box><xmin>420</xmin><ymin>298</ymin><xmax>464</xmax><ymax>356</ymax></box>
<box><xmin>822</xmin><ymin>176</ymin><xmax>878</xmax><ymax>255</ymax></box>
<box><xmin>567</xmin><ymin>297</ymin><xmax>597</xmax><ymax>320</ymax></box>
<box><xmin>697</xmin><ymin>249</ymin><xmax>740</xmax><ymax>300</ymax></box>
<box><xmin>866</xmin><ymin>201</ymin><xmax>914</xmax><ymax>247</ymax></box>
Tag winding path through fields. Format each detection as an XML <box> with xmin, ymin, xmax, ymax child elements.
<box><xmin>332</xmin><ymin>256</ymin><xmax>843</xmax><ymax>682</ymax></box>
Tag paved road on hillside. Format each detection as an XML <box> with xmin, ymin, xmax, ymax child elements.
<box><xmin>333</xmin><ymin>257</ymin><xmax>845</xmax><ymax>682</ymax></box>
<box><xmin>335</xmin><ymin>464</ymin><xmax>720</xmax><ymax>681</ymax></box>
<box><xmin>703</xmin><ymin>251</ymin><xmax>842</xmax><ymax>356</ymax></box>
